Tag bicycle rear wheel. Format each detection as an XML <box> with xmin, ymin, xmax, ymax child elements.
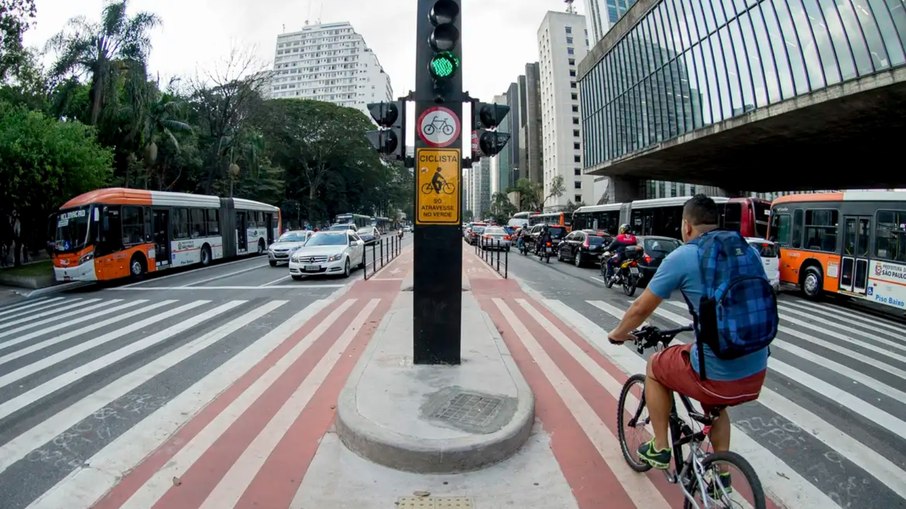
<box><xmin>617</xmin><ymin>373</ymin><xmax>652</xmax><ymax>472</ymax></box>
<box><xmin>683</xmin><ymin>450</ymin><xmax>765</xmax><ymax>509</ymax></box>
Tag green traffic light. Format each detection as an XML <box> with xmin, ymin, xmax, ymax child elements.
<box><xmin>430</xmin><ymin>51</ymin><xmax>459</xmax><ymax>79</ymax></box>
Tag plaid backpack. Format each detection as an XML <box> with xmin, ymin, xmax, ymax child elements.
<box><xmin>684</xmin><ymin>230</ymin><xmax>778</xmax><ymax>379</ymax></box>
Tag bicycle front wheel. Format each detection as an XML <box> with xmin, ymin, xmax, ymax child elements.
<box><xmin>683</xmin><ymin>450</ymin><xmax>766</xmax><ymax>509</ymax></box>
<box><xmin>617</xmin><ymin>373</ymin><xmax>652</xmax><ymax>472</ymax></box>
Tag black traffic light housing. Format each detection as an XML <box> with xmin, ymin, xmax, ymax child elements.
<box><xmin>472</xmin><ymin>101</ymin><xmax>511</xmax><ymax>161</ymax></box>
<box><xmin>427</xmin><ymin>0</ymin><xmax>461</xmax><ymax>101</ymax></box>
<box><xmin>366</xmin><ymin>100</ymin><xmax>406</xmax><ymax>161</ymax></box>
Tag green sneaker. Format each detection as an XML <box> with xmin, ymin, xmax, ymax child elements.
<box><xmin>637</xmin><ymin>439</ymin><xmax>671</xmax><ymax>469</ymax></box>
<box><xmin>706</xmin><ymin>471</ymin><xmax>733</xmax><ymax>500</ymax></box>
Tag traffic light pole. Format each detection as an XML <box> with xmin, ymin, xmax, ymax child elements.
<box><xmin>413</xmin><ymin>0</ymin><xmax>463</xmax><ymax>365</ymax></box>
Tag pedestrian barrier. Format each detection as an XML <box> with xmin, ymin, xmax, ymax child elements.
<box><xmin>363</xmin><ymin>234</ymin><xmax>402</xmax><ymax>280</ymax></box>
<box><xmin>474</xmin><ymin>237</ymin><xmax>508</xmax><ymax>279</ymax></box>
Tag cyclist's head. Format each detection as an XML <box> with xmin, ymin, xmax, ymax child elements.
<box><xmin>619</xmin><ymin>224</ymin><xmax>631</xmax><ymax>234</ymax></box>
<box><xmin>435</xmin><ymin>167</ymin><xmax>442</xmax><ymax>173</ymax></box>
<box><xmin>682</xmin><ymin>194</ymin><xmax>719</xmax><ymax>242</ymax></box>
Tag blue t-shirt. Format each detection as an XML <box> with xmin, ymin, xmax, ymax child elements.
<box><xmin>647</xmin><ymin>243</ymin><xmax>769</xmax><ymax>381</ymax></box>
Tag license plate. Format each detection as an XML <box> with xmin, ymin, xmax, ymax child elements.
<box><xmin>304</xmin><ymin>265</ymin><xmax>320</xmax><ymax>272</ymax></box>
<box><xmin>63</xmin><ymin>275</ymin><xmax>72</xmax><ymax>281</ymax></box>
<box><xmin>630</xmin><ymin>267</ymin><xmax>640</xmax><ymax>275</ymax></box>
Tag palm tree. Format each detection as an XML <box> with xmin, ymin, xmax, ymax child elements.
<box><xmin>47</xmin><ymin>0</ymin><xmax>160</xmax><ymax>126</ymax></box>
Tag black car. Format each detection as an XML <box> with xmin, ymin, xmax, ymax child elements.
<box><xmin>636</xmin><ymin>236</ymin><xmax>683</xmax><ymax>284</ymax></box>
<box><xmin>557</xmin><ymin>230</ymin><xmax>610</xmax><ymax>267</ymax></box>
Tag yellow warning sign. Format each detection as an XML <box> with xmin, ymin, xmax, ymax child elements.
<box><xmin>416</xmin><ymin>148</ymin><xmax>460</xmax><ymax>225</ymax></box>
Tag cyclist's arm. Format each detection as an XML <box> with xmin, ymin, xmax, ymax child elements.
<box><xmin>607</xmin><ymin>289</ymin><xmax>662</xmax><ymax>342</ymax></box>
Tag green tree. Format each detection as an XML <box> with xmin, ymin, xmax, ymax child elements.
<box><xmin>47</xmin><ymin>0</ymin><xmax>161</xmax><ymax>126</ymax></box>
<box><xmin>507</xmin><ymin>177</ymin><xmax>542</xmax><ymax>211</ymax></box>
<box><xmin>490</xmin><ymin>192</ymin><xmax>517</xmax><ymax>225</ymax></box>
<box><xmin>540</xmin><ymin>174</ymin><xmax>566</xmax><ymax>210</ymax></box>
<box><xmin>463</xmin><ymin>209</ymin><xmax>474</xmax><ymax>222</ymax></box>
<box><xmin>0</xmin><ymin>101</ymin><xmax>112</xmax><ymax>264</ymax></box>
<box><xmin>0</xmin><ymin>0</ymin><xmax>36</xmax><ymax>82</ymax></box>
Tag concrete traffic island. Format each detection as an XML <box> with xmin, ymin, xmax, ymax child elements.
<box><xmin>336</xmin><ymin>290</ymin><xmax>534</xmax><ymax>473</ymax></box>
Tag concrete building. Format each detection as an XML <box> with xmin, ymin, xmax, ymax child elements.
<box><xmin>523</xmin><ymin>63</ymin><xmax>544</xmax><ymax>186</ymax></box>
<box><xmin>578</xmin><ymin>0</ymin><xmax>906</xmax><ymax>197</ymax></box>
<box><xmin>583</xmin><ymin>0</ymin><xmax>637</xmax><ymax>45</ymax></box>
<box><xmin>269</xmin><ymin>22</ymin><xmax>393</xmax><ymax>117</ymax></box>
<box><xmin>539</xmin><ymin>11</ymin><xmax>594</xmax><ymax>210</ymax></box>
<box><xmin>491</xmin><ymin>93</ymin><xmax>510</xmax><ymax>196</ymax></box>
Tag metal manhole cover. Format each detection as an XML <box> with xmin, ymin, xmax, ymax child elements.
<box><xmin>431</xmin><ymin>392</ymin><xmax>503</xmax><ymax>429</ymax></box>
<box><xmin>396</xmin><ymin>496</ymin><xmax>474</xmax><ymax>508</ymax></box>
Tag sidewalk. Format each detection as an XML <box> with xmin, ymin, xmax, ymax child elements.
<box><xmin>28</xmin><ymin>245</ymin><xmax>774</xmax><ymax>508</ymax></box>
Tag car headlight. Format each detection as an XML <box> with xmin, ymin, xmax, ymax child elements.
<box><xmin>291</xmin><ymin>253</ymin><xmax>305</xmax><ymax>262</ymax></box>
<box><xmin>328</xmin><ymin>253</ymin><xmax>343</xmax><ymax>262</ymax></box>
<box><xmin>79</xmin><ymin>251</ymin><xmax>95</xmax><ymax>264</ymax></box>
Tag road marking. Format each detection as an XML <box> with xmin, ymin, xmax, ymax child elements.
<box><xmin>779</xmin><ymin>307</ymin><xmax>906</xmax><ymax>356</ymax></box>
<box><xmin>184</xmin><ymin>263</ymin><xmax>270</xmax><ymax>287</ymax></box>
<box><xmin>111</xmin><ymin>285</ymin><xmax>346</xmax><ymax>291</ymax></box>
<box><xmin>0</xmin><ymin>297</ymin><xmax>61</xmax><ymax>318</ymax></box>
<box><xmin>0</xmin><ymin>300</ymin><xmax>241</xmax><ymax>420</ymax></box>
<box><xmin>783</xmin><ymin>299</ymin><xmax>906</xmax><ymax>335</ymax></box>
<box><xmin>116</xmin><ymin>299</ymin><xmax>358</xmax><ymax>509</ymax></box>
<box><xmin>119</xmin><ymin>256</ymin><xmax>267</xmax><ymax>288</ymax></box>
<box><xmin>261</xmin><ymin>275</ymin><xmax>292</xmax><ymax>287</ymax></box>
<box><xmin>591</xmin><ymin>276</ymin><xmax>608</xmax><ymax>285</ymax></box>
<box><xmin>0</xmin><ymin>299</ymin><xmax>138</xmax><ymax>342</ymax></box>
<box><xmin>0</xmin><ymin>299</ymin><xmax>100</xmax><ymax>329</ymax></box>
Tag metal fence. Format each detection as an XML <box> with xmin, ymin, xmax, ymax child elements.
<box><xmin>363</xmin><ymin>234</ymin><xmax>403</xmax><ymax>280</ymax></box>
<box><xmin>474</xmin><ymin>237</ymin><xmax>508</xmax><ymax>279</ymax></box>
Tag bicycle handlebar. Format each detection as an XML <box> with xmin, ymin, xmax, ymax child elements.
<box><xmin>631</xmin><ymin>325</ymin><xmax>694</xmax><ymax>353</ymax></box>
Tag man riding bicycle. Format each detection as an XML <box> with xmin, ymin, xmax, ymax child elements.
<box><xmin>607</xmin><ymin>195</ymin><xmax>772</xmax><ymax>480</ymax></box>
<box><xmin>431</xmin><ymin>167</ymin><xmax>447</xmax><ymax>194</ymax></box>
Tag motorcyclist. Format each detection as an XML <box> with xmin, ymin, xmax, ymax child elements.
<box><xmin>603</xmin><ymin>224</ymin><xmax>638</xmax><ymax>279</ymax></box>
<box><xmin>536</xmin><ymin>225</ymin><xmax>553</xmax><ymax>256</ymax></box>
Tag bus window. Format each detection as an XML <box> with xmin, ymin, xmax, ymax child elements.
<box><xmin>770</xmin><ymin>213</ymin><xmax>791</xmax><ymax>246</ymax></box>
<box><xmin>876</xmin><ymin>210</ymin><xmax>906</xmax><ymax>262</ymax></box>
<box><xmin>724</xmin><ymin>202</ymin><xmax>742</xmax><ymax>232</ymax></box>
<box><xmin>99</xmin><ymin>206</ymin><xmax>123</xmax><ymax>255</ymax></box>
<box><xmin>174</xmin><ymin>209</ymin><xmax>190</xmax><ymax>239</ymax></box>
<box><xmin>753</xmin><ymin>200</ymin><xmax>770</xmax><ymax>238</ymax></box>
<box><xmin>792</xmin><ymin>209</ymin><xmax>803</xmax><ymax>249</ymax></box>
<box><xmin>190</xmin><ymin>209</ymin><xmax>205</xmax><ymax>238</ymax></box>
<box><xmin>804</xmin><ymin>209</ymin><xmax>838</xmax><ymax>252</ymax></box>
<box><xmin>206</xmin><ymin>209</ymin><xmax>220</xmax><ymax>235</ymax></box>
<box><xmin>122</xmin><ymin>206</ymin><xmax>144</xmax><ymax>245</ymax></box>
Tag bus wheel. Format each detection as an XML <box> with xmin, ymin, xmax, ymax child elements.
<box><xmin>130</xmin><ymin>255</ymin><xmax>146</xmax><ymax>280</ymax></box>
<box><xmin>801</xmin><ymin>266</ymin><xmax>823</xmax><ymax>301</ymax></box>
<box><xmin>200</xmin><ymin>245</ymin><xmax>212</xmax><ymax>267</ymax></box>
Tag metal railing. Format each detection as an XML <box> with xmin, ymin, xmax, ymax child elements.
<box><xmin>474</xmin><ymin>237</ymin><xmax>508</xmax><ymax>279</ymax></box>
<box><xmin>363</xmin><ymin>233</ymin><xmax>403</xmax><ymax>280</ymax></box>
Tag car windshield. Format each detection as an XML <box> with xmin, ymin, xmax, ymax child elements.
<box><xmin>485</xmin><ymin>227</ymin><xmax>505</xmax><ymax>235</ymax></box>
<box><xmin>54</xmin><ymin>206</ymin><xmax>92</xmax><ymax>253</ymax></box>
<box><xmin>306</xmin><ymin>233</ymin><xmax>347</xmax><ymax>246</ymax></box>
<box><xmin>472</xmin><ymin>226</ymin><xmax>486</xmax><ymax>234</ymax></box>
<box><xmin>329</xmin><ymin>224</ymin><xmax>353</xmax><ymax>231</ymax></box>
<box><xmin>588</xmin><ymin>236</ymin><xmax>606</xmax><ymax>246</ymax></box>
<box><xmin>749</xmin><ymin>241</ymin><xmax>778</xmax><ymax>257</ymax></box>
<box><xmin>549</xmin><ymin>227</ymin><xmax>566</xmax><ymax>238</ymax></box>
<box><xmin>644</xmin><ymin>238</ymin><xmax>682</xmax><ymax>255</ymax></box>
<box><xmin>278</xmin><ymin>232</ymin><xmax>308</xmax><ymax>242</ymax></box>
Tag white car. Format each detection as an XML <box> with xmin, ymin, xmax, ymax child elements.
<box><xmin>289</xmin><ymin>231</ymin><xmax>365</xmax><ymax>279</ymax></box>
<box><xmin>747</xmin><ymin>237</ymin><xmax>780</xmax><ymax>292</ymax></box>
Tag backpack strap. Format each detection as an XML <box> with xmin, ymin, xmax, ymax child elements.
<box><xmin>680</xmin><ymin>289</ymin><xmax>708</xmax><ymax>380</ymax></box>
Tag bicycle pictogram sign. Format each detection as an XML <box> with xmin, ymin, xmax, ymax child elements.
<box><xmin>417</xmin><ymin>106</ymin><xmax>460</xmax><ymax>148</ymax></box>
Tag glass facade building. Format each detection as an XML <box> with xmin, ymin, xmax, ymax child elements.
<box><xmin>580</xmin><ymin>0</ymin><xmax>906</xmax><ymax>169</ymax></box>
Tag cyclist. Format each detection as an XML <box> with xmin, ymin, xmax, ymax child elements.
<box><xmin>432</xmin><ymin>167</ymin><xmax>447</xmax><ymax>194</ymax></box>
<box><xmin>602</xmin><ymin>223</ymin><xmax>638</xmax><ymax>280</ymax></box>
<box><xmin>606</xmin><ymin>195</ymin><xmax>771</xmax><ymax>482</ymax></box>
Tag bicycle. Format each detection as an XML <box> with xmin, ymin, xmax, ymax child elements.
<box><xmin>617</xmin><ymin>325</ymin><xmax>766</xmax><ymax>509</ymax></box>
<box><xmin>420</xmin><ymin>182</ymin><xmax>455</xmax><ymax>195</ymax></box>
<box><xmin>423</xmin><ymin>116</ymin><xmax>455</xmax><ymax>136</ymax></box>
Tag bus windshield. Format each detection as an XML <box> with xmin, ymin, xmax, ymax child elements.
<box><xmin>54</xmin><ymin>206</ymin><xmax>92</xmax><ymax>253</ymax></box>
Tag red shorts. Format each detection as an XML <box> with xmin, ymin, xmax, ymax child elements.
<box><xmin>650</xmin><ymin>344</ymin><xmax>766</xmax><ymax>415</ymax></box>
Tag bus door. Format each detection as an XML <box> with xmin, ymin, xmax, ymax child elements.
<box><xmin>840</xmin><ymin>216</ymin><xmax>871</xmax><ymax>294</ymax></box>
<box><xmin>265</xmin><ymin>213</ymin><xmax>275</xmax><ymax>245</ymax></box>
<box><xmin>236</xmin><ymin>212</ymin><xmax>248</xmax><ymax>252</ymax></box>
<box><xmin>153</xmin><ymin>209</ymin><xmax>170</xmax><ymax>267</ymax></box>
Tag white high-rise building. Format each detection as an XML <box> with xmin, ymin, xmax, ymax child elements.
<box><xmin>583</xmin><ymin>0</ymin><xmax>638</xmax><ymax>45</ymax></box>
<box><xmin>269</xmin><ymin>22</ymin><xmax>393</xmax><ymax>117</ymax></box>
<box><xmin>538</xmin><ymin>11</ymin><xmax>592</xmax><ymax>210</ymax></box>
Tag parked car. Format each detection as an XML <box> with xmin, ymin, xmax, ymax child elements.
<box><xmin>267</xmin><ymin>230</ymin><xmax>312</xmax><ymax>267</ymax></box>
<box><xmin>357</xmin><ymin>226</ymin><xmax>381</xmax><ymax>245</ymax></box>
<box><xmin>467</xmin><ymin>223</ymin><xmax>487</xmax><ymax>245</ymax></box>
<box><xmin>289</xmin><ymin>231</ymin><xmax>365</xmax><ymax>279</ymax></box>
<box><xmin>557</xmin><ymin>229</ymin><xmax>610</xmax><ymax>267</ymax></box>
<box><xmin>747</xmin><ymin>237</ymin><xmax>781</xmax><ymax>292</ymax></box>
<box><xmin>635</xmin><ymin>236</ymin><xmax>683</xmax><ymax>284</ymax></box>
<box><xmin>481</xmin><ymin>226</ymin><xmax>511</xmax><ymax>251</ymax></box>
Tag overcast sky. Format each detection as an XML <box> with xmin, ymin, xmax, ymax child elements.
<box><xmin>25</xmin><ymin>0</ymin><xmax>586</xmax><ymax>100</ymax></box>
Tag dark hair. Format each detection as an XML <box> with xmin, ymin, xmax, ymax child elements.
<box><xmin>683</xmin><ymin>194</ymin><xmax>719</xmax><ymax>227</ymax></box>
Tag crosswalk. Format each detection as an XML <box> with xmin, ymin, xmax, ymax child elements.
<box><xmin>474</xmin><ymin>286</ymin><xmax>906</xmax><ymax>509</ymax></box>
<box><xmin>0</xmin><ymin>289</ymin><xmax>392</xmax><ymax>509</ymax></box>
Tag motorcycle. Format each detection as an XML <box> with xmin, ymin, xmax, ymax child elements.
<box><xmin>601</xmin><ymin>247</ymin><xmax>643</xmax><ymax>297</ymax></box>
<box><xmin>537</xmin><ymin>241</ymin><xmax>553</xmax><ymax>263</ymax></box>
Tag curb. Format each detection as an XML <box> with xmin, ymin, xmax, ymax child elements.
<box><xmin>335</xmin><ymin>305</ymin><xmax>535</xmax><ymax>473</ymax></box>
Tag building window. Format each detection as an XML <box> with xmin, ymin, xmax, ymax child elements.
<box><xmin>574</xmin><ymin>182</ymin><xmax>582</xmax><ymax>189</ymax></box>
<box><xmin>571</xmin><ymin>93</ymin><xmax>578</xmax><ymax>100</ymax></box>
<box><xmin>565</xmin><ymin>26</ymin><xmax>572</xmax><ymax>34</ymax></box>
<box><xmin>574</xmin><ymin>142</ymin><xmax>580</xmax><ymax>150</ymax></box>
<box><xmin>575</xmin><ymin>195</ymin><xmax>582</xmax><ymax>203</ymax></box>
<box><xmin>573</xmin><ymin>130</ymin><xmax>580</xmax><ymax>137</ymax></box>
<box><xmin>575</xmin><ymin>168</ymin><xmax>581</xmax><ymax>176</ymax></box>
<box><xmin>573</xmin><ymin>117</ymin><xmax>579</xmax><ymax>125</ymax></box>
<box><xmin>567</xmin><ymin>47</ymin><xmax>574</xmax><ymax>55</ymax></box>
<box><xmin>574</xmin><ymin>155</ymin><xmax>581</xmax><ymax>163</ymax></box>
<box><xmin>572</xmin><ymin>105</ymin><xmax>579</xmax><ymax>112</ymax></box>
<box><xmin>570</xmin><ymin>82</ymin><xmax>577</xmax><ymax>89</ymax></box>
<box><xmin>567</xmin><ymin>37</ymin><xmax>574</xmax><ymax>44</ymax></box>
<box><xmin>569</xmin><ymin>58</ymin><xmax>575</xmax><ymax>66</ymax></box>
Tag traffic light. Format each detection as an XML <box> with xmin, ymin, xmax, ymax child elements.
<box><xmin>366</xmin><ymin>100</ymin><xmax>406</xmax><ymax>161</ymax></box>
<box><xmin>427</xmin><ymin>0</ymin><xmax>461</xmax><ymax>100</ymax></box>
<box><xmin>472</xmin><ymin>101</ymin><xmax>511</xmax><ymax>160</ymax></box>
